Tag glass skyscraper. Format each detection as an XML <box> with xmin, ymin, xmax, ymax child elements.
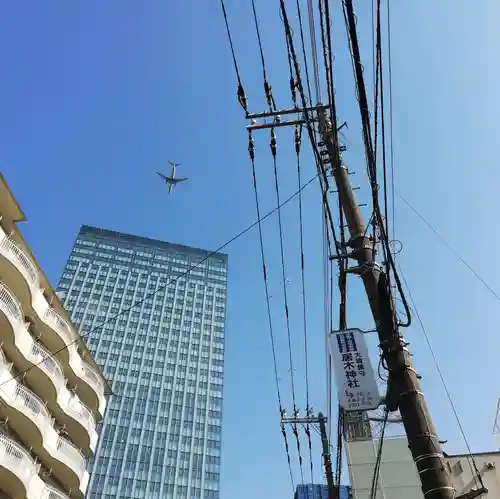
<box><xmin>295</xmin><ymin>484</ymin><xmax>351</xmax><ymax>499</ymax></box>
<box><xmin>56</xmin><ymin>225</ymin><xmax>227</xmax><ymax>499</ymax></box>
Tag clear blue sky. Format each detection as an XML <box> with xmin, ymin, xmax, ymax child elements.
<box><xmin>2</xmin><ymin>1</ymin><xmax>500</xmax><ymax>498</ymax></box>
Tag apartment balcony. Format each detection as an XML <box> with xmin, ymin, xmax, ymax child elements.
<box><xmin>0</xmin><ymin>432</ymin><xmax>73</xmax><ymax>499</ymax></box>
<box><xmin>40</xmin><ymin>484</ymin><xmax>72</xmax><ymax>499</ymax></box>
<box><xmin>0</xmin><ymin>350</ymin><xmax>88</xmax><ymax>496</ymax></box>
<box><xmin>42</xmin><ymin>306</ymin><xmax>106</xmax><ymax>416</ymax></box>
<box><xmin>0</xmin><ymin>225</ymin><xmax>106</xmax><ymax>416</ymax></box>
<box><xmin>0</xmin><ymin>283</ymin><xmax>97</xmax><ymax>455</ymax></box>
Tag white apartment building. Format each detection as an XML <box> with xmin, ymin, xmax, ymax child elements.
<box><xmin>0</xmin><ymin>174</ymin><xmax>108</xmax><ymax>499</ymax></box>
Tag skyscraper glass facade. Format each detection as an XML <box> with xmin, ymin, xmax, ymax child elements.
<box><xmin>295</xmin><ymin>484</ymin><xmax>351</xmax><ymax>499</ymax></box>
<box><xmin>57</xmin><ymin>225</ymin><xmax>227</xmax><ymax>499</ymax></box>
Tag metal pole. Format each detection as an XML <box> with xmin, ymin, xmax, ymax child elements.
<box><xmin>319</xmin><ymin>412</ymin><xmax>336</xmax><ymax>499</ymax></box>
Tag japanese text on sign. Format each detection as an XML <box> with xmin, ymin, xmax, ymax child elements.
<box><xmin>329</xmin><ymin>329</ymin><xmax>380</xmax><ymax>411</ymax></box>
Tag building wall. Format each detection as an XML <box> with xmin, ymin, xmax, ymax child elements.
<box><xmin>346</xmin><ymin>428</ymin><xmax>500</xmax><ymax>498</ymax></box>
<box><xmin>445</xmin><ymin>452</ymin><xmax>500</xmax><ymax>497</ymax></box>
<box><xmin>57</xmin><ymin>226</ymin><xmax>228</xmax><ymax>499</ymax></box>
<box><xmin>0</xmin><ymin>177</ymin><xmax>107</xmax><ymax>499</ymax></box>
<box><xmin>346</xmin><ymin>437</ymin><xmax>424</xmax><ymax>499</ymax></box>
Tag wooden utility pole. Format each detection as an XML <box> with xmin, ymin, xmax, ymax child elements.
<box><xmin>318</xmin><ymin>413</ymin><xmax>335</xmax><ymax>499</ymax></box>
<box><xmin>281</xmin><ymin>411</ymin><xmax>337</xmax><ymax>499</ymax></box>
<box><xmin>317</xmin><ymin>108</ymin><xmax>486</xmax><ymax>499</ymax></box>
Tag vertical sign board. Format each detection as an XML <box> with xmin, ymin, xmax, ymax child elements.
<box><xmin>329</xmin><ymin>328</ymin><xmax>381</xmax><ymax>411</ymax></box>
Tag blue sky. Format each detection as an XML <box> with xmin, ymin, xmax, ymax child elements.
<box><xmin>2</xmin><ymin>1</ymin><xmax>500</xmax><ymax>498</ymax></box>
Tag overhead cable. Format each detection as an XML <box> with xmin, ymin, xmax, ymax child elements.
<box><xmin>248</xmin><ymin>132</ymin><xmax>282</xmax><ymax>410</ymax></box>
<box><xmin>399</xmin><ymin>195</ymin><xmax>500</xmax><ymax>304</ymax></box>
<box><xmin>292</xmin><ymin>421</ymin><xmax>305</xmax><ymax>484</ymax></box>
<box><xmin>397</xmin><ymin>263</ymin><xmax>485</xmax><ymax>490</ymax></box>
<box><xmin>369</xmin><ymin>408</ymin><xmax>389</xmax><ymax>499</ymax></box>
<box><xmin>387</xmin><ymin>0</ymin><xmax>396</xmax><ymax>242</ymax></box>
<box><xmin>269</xmin><ymin>128</ymin><xmax>298</xmax><ymax>411</ymax></box>
<box><xmin>281</xmin><ymin>422</ymin><xmax>296</xmax><ymax>490</ymax></box>
<box><xmin>248</xmin><ymin>131</ymin><xmax>296</xmax><ymax>490</ymax></box>
<box><xmin>374</xmin><ymin>0</ymin><xmax>391</xmax><ymax>275</ymax></box>
<box><xmin>0</xmin><ymin>169</ymin><xmax>320</xmax><ymax>392</ymax></box>
<box><xmin>295</xmin><ymin>0</ymin><xmax>314</xmax><ymax>105</ymax></box>
<box><xmin>279</xmin><ymin>0</ymin><xmax>341</xmax><ymax>256</ymax></box>
<box><xmin>304</xmin><ymin>422</ymin><xmax>315</xmax><ymax>484</ymax></box>
<box><xmin>295</xmin><ymin>126</ymin><xmax>310</xmax><ymax>414</ymax></box>
<box><xmin>220</xmin><ymin>0</ymin><xmax>248</xmax><ymax>111</ymax></box>
<box><xmin>341</xmin><ymin>0</ymin><xmax>412</xmax><ymax>328</ymax></box>
<box><xmin>294</xmin><ymin>126</ymin><xmax>314</xmax><ymax>484</ymax></box>
<box><xmin>307</xmin><ymin>0</ymin><xmax>322</xmax><ymax>103</ymax></box>
<box><xmin>251</xmin><ymin>0</ymin><xmax>276</xmax><ymax>110</ymax></box>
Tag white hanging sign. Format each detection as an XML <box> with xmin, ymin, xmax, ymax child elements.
<box><xmin>329</xmin><ymin>328</ymin><xmax>381</xmax><ymax>411</ymax></box>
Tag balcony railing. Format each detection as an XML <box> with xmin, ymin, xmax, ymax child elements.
<box><xmin>43</xmin><ymin>306</ymin><xmax>74</xmax><ymax>345</ymax></box>
<box><xmin>41</xmin><ymin>484</ymin><xmax>71</xmax><ymax>499</ymax></box>
<box><xmin>0</xmin><ymin>369</ymin><xmax>90</xmax><ymax>488</ymax></box>
<box><xmin>0</xmin><ymin>284</ymin><xmax>97</xmax><ymax>447</ymax></box>
<box><xmin>67</xmin><ymin>395</ymin><xmax>96</xmax><ymax>436</ymax></box>
<box><xmin>0</xmin><ymin>433</ymin><xmax>74</xmax><ymax>499</ymax></box>
<box><xmin>56</xmin><ymin>436</ymin><xmax>86</xmax><ymax>478</ymax></box>
<box><xmin>0</xmin><ymin>234</ymin><xmax>39</xmax><ymax>291</ymax></box>
<box><xmin>0</xmin><ymin>234</ymin><xmax>105</xmax><ymax>414</ymax></box>
<box><xmin>0</xmin><ymin>283</ymin><xmax>23</xmax><ymax>325</ymax></box>
<box><xmin>11</xmin><ymin>382</ymin><xmax>54</xmax><ymax>430</ymax></box>
<box><xmin>0</xmin><ymin>432</ymin><xmax>40</xmax><ymax>487</ymax></box>
<box><xmin>81</xmin><ymin>363</ymin><xmax>105</xmax><ymax>396</ymax></box>
<box><xmin>31</xmin><ymin>340</ymin><xmax>66</xmax><ymax>388</ymax></box>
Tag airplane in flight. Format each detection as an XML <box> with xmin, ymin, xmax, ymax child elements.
<box><xmin>157</xmin><ymin>160</ymin><xmax>188</xmax><ymax>193</ymax></box>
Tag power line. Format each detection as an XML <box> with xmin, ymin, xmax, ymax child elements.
<box><xmin>251</xmin><ymin>0</ymin><xmax>276</xmax><ymax>111</ymax></box>
<box><xmin>248</xmin><ymin>132</ymin><xmax>297</xmax><ymax>491</ymax></box>
<box><xmin>387</xmin><ymin>0</ymin><xmax>396</xmax><ymax>243</ymax></box>
<box><xmin>281</xmin><ymin>422</ymin><xmax>296</xmax><ymax>491</ymax></box>
<box><xmin>396</xmin><ymin>262</ymin><xmax>484</xmax><ymax>490</ymax></box>
<box><xmin>292</xmin><ymin>421</ymin><xmax>305</xmax><ymax>484</ymax></box>
<box><xmin>270</xmin><ymin>128</ymin><xmax>297</xmax><ymax>411</ymax></box>
<box><xmin>0</xmin><ymin>171</ymin><xmax>320</xmax><ymax>392</ymax></box>
<box><xmin>307</xmin><ymin>0</ymin><xmax>322</xmax><ymax>103</ymax></box>
<box><xmin>295</xmin><ymin>126</ymin><xmax>311</xmax><ymax>420</ymax></box>
<box><xmin>279</xmin><ymin>0</ymin><xmax>341</xmax><ymax>259</ymax></box>
<box><xmin>220</xmin><ymin>0</ymin><xmax>247</xmax><ymax>112</ymax></box>
<box><xmin>295</xmin><ymin>0</ymin><xmax>313</xmax><ymax>106</ymax></box>
<box><xmin>369</xmin><ymin>408</ymin><xmax>389</xmax><ymax>499</ymax></box>
<box><xmin>374</xmin><ymin>0</ymin><xmax>391</xmax><ymax>274</ymax></box>
<box><xmin>399</xmin><ymin>195</ymin><xmax>500</xmax><ymax>304</ymax></box>
<box><xmin>248</xmin><ymin>132</ymin><xmax>282</xmax><ymax>409</ymax></box>
<box><xmin>341</xmin><ymin>0</ymin><xmax>412</xmax><ymax>328</ymax></box>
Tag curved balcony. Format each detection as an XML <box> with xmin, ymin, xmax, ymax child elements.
<box><xmin>0</xmin><ymin>432</ymin><xmax>73</xmax><ymax>499</ymax></box>
<box><xmin>0</xmin><ymin>432</ymin><xmax>40</xmax><ymax>498</ymax></box>
<box><xmin>0</xmin><ymin>226</ymin><xmax>106</xmax><ymax>416</ymax></box>
<box><xmin>44</xmin><ymin>309</ymin><xmax>106</xmax><ymax>416</ymax></box>
<box><xmin>0</xmin><ymin>353</ymin><xmax>88</xmax><ymax>495</ymax></box>
<box><xmin>0</xmin><ymin>284</ymin><xmax>97</xmax><ymax>455</ymax></box>
<box><xmin>40</xmin><ymin>484</ymin><xmax>71</xmax><ymax>499</ymax></box>
<box><xmin>0</xmin><ymin>231</ymin><xmax>39</xmax><ymax>304</ymax></box>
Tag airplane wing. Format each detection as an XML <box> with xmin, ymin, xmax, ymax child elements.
<box><xmin>156</xmin><ymin>172</ymin><xmax>168</xmax><ymax>181</ymax></box>
<box><xmin>172</xmin><ymin>177</ymin><xmax>188</xmax><ymax>184</ymax></box>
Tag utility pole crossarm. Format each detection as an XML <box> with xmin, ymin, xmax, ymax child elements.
<box><xmin>281</xmin><ymin>411</ymin><xmax>337</xmax><ymax>499</ymax></box>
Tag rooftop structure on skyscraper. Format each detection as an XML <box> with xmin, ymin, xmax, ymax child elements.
<box><xmin>0</xmin><ymin>174</ymin><xmax>108</xmax><ymax>499</ymax></box>
<box><xmin>57</xmin><ymin>225</ymin><xmax>228</xmax><ymax>499</ymax></box>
